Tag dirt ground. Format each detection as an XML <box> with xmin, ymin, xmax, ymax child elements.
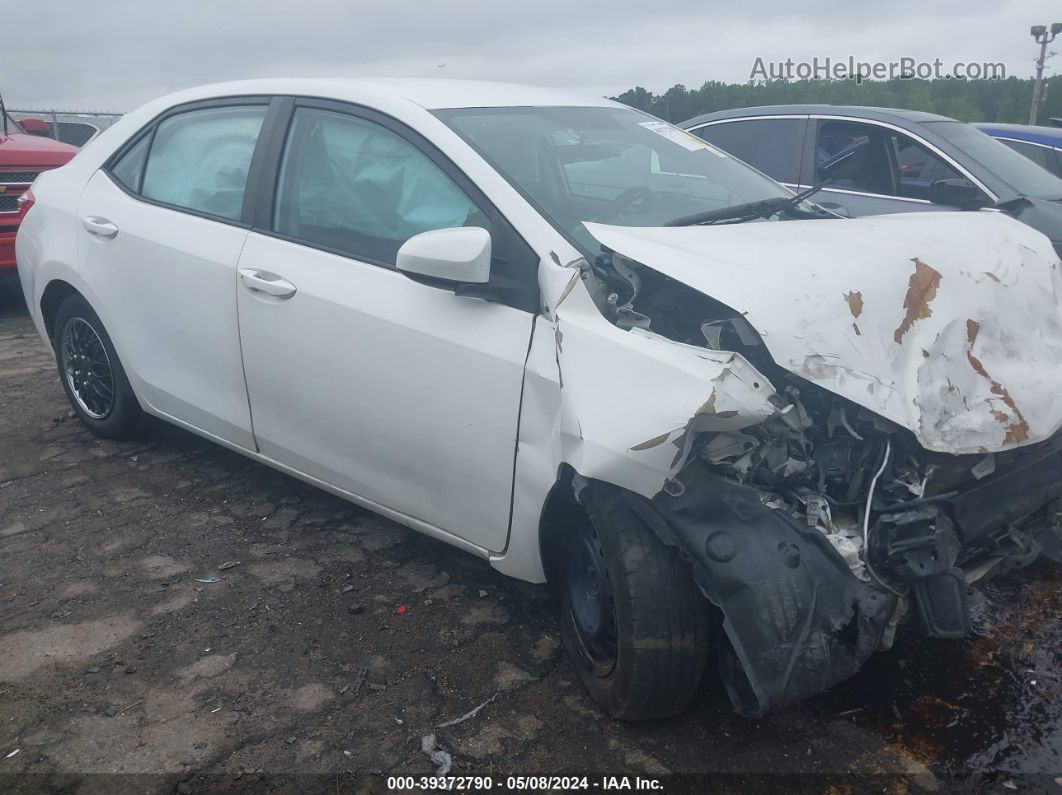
<box><xmin>1</xmin><ymin>290</ymin><xmax>1060</xmax><ymax>793</ymax></box>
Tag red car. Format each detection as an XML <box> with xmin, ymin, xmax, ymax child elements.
<box><xmin>1</xmin><ymin>108</ymin><xmax>78</xmax><ymax>287</ymax></box>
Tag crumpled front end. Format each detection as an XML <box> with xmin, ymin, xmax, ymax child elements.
<box><xmin>620</xmin><ymin>466</ymin><xmax>894</xmax><ymax>717</ymax></box>
<box><xmin>540</xmin><ymin>210</ymin><xmax>1062</xmax><ymax>716</ymax></box>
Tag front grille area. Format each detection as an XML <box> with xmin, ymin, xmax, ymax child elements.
<box><xmin>0</xmin><ymin>195</ymin><xmax>18</xmax><ymax>212</ymax></box>
<box><xmin>0</xmin><ymin>171</ymin><xmax>41</xmax><ymax>184</ymax></box>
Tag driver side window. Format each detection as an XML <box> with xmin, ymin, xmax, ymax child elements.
<box><xmin>273</xmin><ymin>107</ymin><xmax>481</xmax><ymax>265</ymax></box>
<box><xmin>816</xmin><ymin>121</ymin><xmax>892</xmax><ymax>194</ymax></box>
<box><xmin>816</xmin><ymin>120</ymin><xmax>962</xmax><ymax>200</ymax></box>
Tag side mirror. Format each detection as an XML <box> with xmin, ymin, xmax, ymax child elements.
<box><xmin>19</xmin><ymin>118</ymin><xmax>51</xmax><ymax>136</ymax></box>
<box><xmin>397</xmin><ymin>227</ymin><xmax>491</xmax><ymax>285</ymax></box>
<box><xmin>814</xmin><ymin>201</ymin><xmax>851</xmax><ymax>218</ymax></box>
<box><xmin>929</xmin><ymin>178</ymin><xmax>989</xmax><ymax>210</ymax></box>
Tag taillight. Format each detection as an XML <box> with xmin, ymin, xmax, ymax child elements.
<box><xmin>16</xmin><ymin>187</ymin><xmax>34</xmax><ymax>214</ymax></box>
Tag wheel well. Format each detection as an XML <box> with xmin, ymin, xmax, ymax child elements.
<box><xmin>40</xmin><ymin>280</ymin><xmax>80</xmax><ymax>345</ymax></box>
<box><xmin>538</xmin><ymin>464</ymin><xmax>587</xmax><ymax>586</ymax></box>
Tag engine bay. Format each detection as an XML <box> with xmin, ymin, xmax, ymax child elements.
<box><xmin>588</xmin><ymin>247</ymin><xmax>1062</xmax><ymax>636</ymax></box>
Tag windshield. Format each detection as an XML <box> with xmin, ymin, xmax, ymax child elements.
<box><xmin>435</xmin><ymin>106</ymin><xmax>790</xmax><ymax>253</ymax></box>
<box><xmin>926</xmin><ymin>121</ymin><xmax>1062</xmax><ymax>201</ymax></box>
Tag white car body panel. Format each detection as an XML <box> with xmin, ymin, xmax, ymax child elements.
<box><xmin>235</xmin><ymin>231</ymin><xmax>533</xmax><ymax>552</ymax></box>
<box><xmin>584</xmin><ymin>212</ymin><xmax>1062</xmax><ymax>455</ymax></box>
<box><xmin>76</xmin><ymin>170</ymin><xmax>256</xmax><ymax>448</ymax></box>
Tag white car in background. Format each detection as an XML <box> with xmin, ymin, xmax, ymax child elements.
<box><xmin>16</xmin><ymin>78</ymin><xmax>1062</xmax><ymax>720</ymax></box>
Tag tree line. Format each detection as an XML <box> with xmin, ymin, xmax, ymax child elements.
<box><xmin>612</xmin><ymin>76</ymin><xmax>1062</xmax><ymax>125</ymax></box>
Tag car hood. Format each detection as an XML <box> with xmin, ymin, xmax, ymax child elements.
<box><xmin>0</xmin><ymin>132</ymin><xmax>79</xmax><ymax>167</ymax></box>
<box><xmin>585</xmin><ymin>211</ymin><xmax>1062</xmax><ymax>455</ymax></box>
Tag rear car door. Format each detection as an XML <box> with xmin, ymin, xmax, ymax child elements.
<box><xmin>688</xmin><ymin>116</ymin><xmax>808</xmax><ymax>187</ymax></box>
<box><xmin>235</xmin><ymin>100</ymin><xmax>537</xmax><ymax>551</ymax></box>
<box><xmin>77</xmin><ymin>98</ymin><xmax>276</xmax><ymax>448</ymax></box>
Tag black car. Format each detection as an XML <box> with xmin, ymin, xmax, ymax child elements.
<box><xmin>680</xmin><ymin>105</ymin><xmax>1062</xmax><ymax>257</ymax></box>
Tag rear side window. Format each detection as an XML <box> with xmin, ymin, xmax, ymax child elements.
<box><xmin>273</xmin><ymin>107</ymin><xmax>480</xmax><ymax>265</ymax></box>
<box><xmin>140</xmin><ymin>106</ymin><xmax>267</xmax><ymax>221</ymax></box>
<box><xmin>110</xmin><ymin>134</ymin><xmax>150</xmax><ymax>192</ymax></box>
<box><xmin>694</xmin><ymin>118</ymin><xmax>805</xmax><ymax>183</ymax></box>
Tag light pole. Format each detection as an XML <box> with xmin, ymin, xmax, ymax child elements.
<box><xmin>1030</xmin><ymin>23</ymin><xmax>1062</xmax><ymax>125</ymax></box>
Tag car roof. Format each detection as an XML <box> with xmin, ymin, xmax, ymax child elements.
<box><xmin>146</xmin><ymin>77</ymin><xmax>617</xmax><ymax>112</ymax></box>
<box><xmin>681</xmin><ymin>104</ymin><xmax>958</xmax><ymax>128</ymax></box>
<box><xmin>973</xmin><ymin>122</ymin><xmax>1062</xmax><ymax>147</ymax></box>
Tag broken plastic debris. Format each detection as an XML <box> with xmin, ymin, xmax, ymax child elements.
<box><xmin>5</xmin><ymin>749</ymin><xmax>19</xmax><ymax>759</ymax></box>
<box><xmin>395</xmin><ymin>605</ymin><xmax>408</xmax><ymax>614</ymax></box>
<box><xmin>195</xmin><ymin>577</ymin><xmax>221</xmax><ymax>584</ymax></box>
<box><xmin>420</xmin><ymin>734</ymin><xmax>452</xmax><ymax>776</ymax></box>
<box><xmin>352</xmin><ymin>665</ymin><xmax>368</xmax><ymax>695</ymax></box>
<box><xmin>437</xmin><ymin>692</ymin><xmax>499</xmax><ymax>728</ymax></box>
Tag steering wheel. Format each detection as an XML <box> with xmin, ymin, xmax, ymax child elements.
<box><xmin>597</xmin><ymin>186</ymin><xmax>658</xmax><ymax>222</ymax></box>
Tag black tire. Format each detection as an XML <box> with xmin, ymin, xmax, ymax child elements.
<box><xmin>558</xmin><ymin>485</ymin><xmax>710</xmax><ymax>720</ymax></box>
<box><xmin>53</xmin><ymin>294</ymin><xmax>144</xmax><ymax>439</ymax></box>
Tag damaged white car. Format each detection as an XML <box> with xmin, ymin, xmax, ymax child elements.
<box><xmin>17</xmin><ymin>79</ymin><xmax>1062</xmax><ymax>721</ymax></box>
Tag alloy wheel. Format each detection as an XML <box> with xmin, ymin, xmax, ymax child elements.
<box><xmin>61</xmin><ymin>317</ymin><xmax>115</xmax><ymax>420</ymax></box>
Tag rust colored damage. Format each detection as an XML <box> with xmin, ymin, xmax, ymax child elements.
<box><xmin>894</xmin><ymin>259</ymin><xmax>942</xmax><ymax>344</ymax></box>
<box><xmin>844</xmin><ymin>290</ymin><xmax>864</xmax><ymax>317</ymax></box>
<box><xmin>845</xmin><ymin>290</ymin><xmax>864</xmax><ymax>336</ymax></box>
<box><xmin>965</xmin><ymin>320</ymin><xmax>1030</xmax><ymax>445</ymax></box>
<box><xmin>628</xmin><ymin>390</ymin><xmax>740</xmax><ymax>460</ymax></box>
<box><xmin>630</xmin><ymin>432</ymin><xmax>670</xmax><ymax>452</ymax></box>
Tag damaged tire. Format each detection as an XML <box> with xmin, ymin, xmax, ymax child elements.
<box><xmin>558</xmin><ymin>485</ymin><xmax>710</xmax><ymax>721</ymax></box>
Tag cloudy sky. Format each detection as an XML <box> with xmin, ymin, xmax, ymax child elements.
<box><xmin>5</xmin><ymin>0</ymin><xmax>1059</xmax><ymax>111</ymax></box>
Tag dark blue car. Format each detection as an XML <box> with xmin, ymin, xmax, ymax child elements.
<box><xmin>680</xmin><ymin>105</ymin><xmax>1062</xmax><ymax>257</ymax></box>
<box><xmin>974</xmin><ymin>122</ymin><xmax>1062</xmax><ymax>178</ymax></box>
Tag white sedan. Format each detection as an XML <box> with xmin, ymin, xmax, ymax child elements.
<box><xmin>16</xmin><ymin>78</ymin><xmax>1062</xmax><ymax>720</ymax></box>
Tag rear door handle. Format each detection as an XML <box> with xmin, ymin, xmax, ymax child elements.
<box><xmin>239</xmin><ymin>268</ymin><xmax>297</xmax><ymax>299</ymax></box>
<box><xmin>82</xmin><ymin>216</ymin><xmax>119</xmax><ymax>239</ymax></box>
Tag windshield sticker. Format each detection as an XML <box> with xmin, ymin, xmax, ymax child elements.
<box><xmin>638</xmin><ymin>121</ymin><xmax>726</xmax><ymax>155</ymax></box>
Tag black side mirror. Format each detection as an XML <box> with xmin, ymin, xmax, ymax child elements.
<box><xmin>929</xmin><ymin>178</ymin><xmax>989</xmax><ymax>210</ymax></box>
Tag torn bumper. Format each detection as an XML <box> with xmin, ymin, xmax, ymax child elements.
<box><xmin>622</xmin><ymin>465</ymin><xmax>893</xmax><ymax>718</ymax></box>
<box><xmin>948</xmin><ymin>434</ymin><xmax>1062</xmax><ymax>545</ymax></box>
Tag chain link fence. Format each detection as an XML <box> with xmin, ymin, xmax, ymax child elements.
<box><xmin>8</xmin><ymin>109</ymin><xmax>124</xmax><ymax>147</ymax></box>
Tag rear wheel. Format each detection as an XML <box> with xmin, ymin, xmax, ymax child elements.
<box><xmin>558</xmin><ymin>486</ymin><xmax>710</xmax><ymax>720</ymax></box>
<box><xmin>53</xmin><ymin>294</ymin><xmax>144</xmax><ymax>439</ymax></box>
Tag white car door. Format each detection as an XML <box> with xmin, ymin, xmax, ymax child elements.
<box><xmin>235</xmin><ymin>101</ymin><xmax>538</xmax><ymax>551</ymax></box>
<box><xmin>76</xmin><ymin>99</ymin><xmax>274</xmax><ymax>448</ymax></box>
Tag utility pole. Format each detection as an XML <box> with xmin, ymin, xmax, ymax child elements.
<box><xmin>1030</xmin><ymin>23</ymin><xmax>1062</xmax><ymax>125</ymax></box>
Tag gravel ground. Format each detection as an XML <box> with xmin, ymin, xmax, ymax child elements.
<box><xmin>0</xmin><ymin>290</ymin><xmax>1059</xmax><ymax>793</ymax></box>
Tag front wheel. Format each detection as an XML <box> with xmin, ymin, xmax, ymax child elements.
<box><xmin>558</xmin><ymin>485</ymin><xmax>710</xmax><ymax>720</ymax></box>
<box><xmin>53</xmin><ymin>294</ymin><xmax>144</xmax><ymax>439</ymax></box>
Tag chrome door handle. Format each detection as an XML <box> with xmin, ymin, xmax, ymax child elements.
<box><xmin>82</xmin><ymin>216</ymin><xmax>119</xmax><ymax>239</ymax></box>
<box><xmin>239</xmin><ymin>268</ymin><xmax>297</xmax><ymax>299</ymax></box>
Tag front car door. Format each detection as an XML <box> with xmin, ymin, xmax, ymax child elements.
<box><xmin>803</xmin><ymin>117</ymin><xmax>991</xmax><ymax>217</ymax></box>
<box><xmin>76</xmin><ymin>98</ymin><xmax>275</xmax><ymax>448</ymax></box>
<box><xmin>235</xmin><ymin>99</ymin><xmax>538</xmax><ymax>552</ymax></box>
